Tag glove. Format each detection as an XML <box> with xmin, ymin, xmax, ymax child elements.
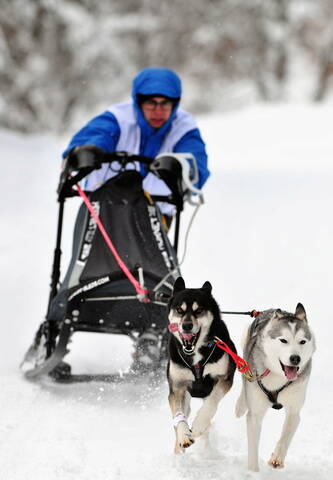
<box><xmin>67</xmin><ymin>145</ymin><xmax>104</xmax><ymax>170</ymax></box>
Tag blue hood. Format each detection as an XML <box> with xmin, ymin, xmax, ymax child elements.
<box><xmin>131</xmin><ymin>68</ymin><xmax>182</xmax><ymax>157</ymax></box>
<box><xmin>132</xmin><ymin>67</ymin><xmax>182</xmax><ymax>101</ymax></box>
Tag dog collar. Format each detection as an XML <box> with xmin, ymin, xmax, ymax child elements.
<box><xmin>255</xmin><ymin>368</ymin><xmax>271</xmax><ymax>380</ymax></box>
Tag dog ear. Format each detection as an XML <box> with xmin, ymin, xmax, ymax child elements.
<box><xmin>201</xmin><ymin>281</ymin><xmax>212</xmax><ymax>294</ymax></box>
<box><xmin>173</xmin><ymin>276</ymin><xmax>185</xmax><ymax>294</ymax></box>
<box><xmin>295</xmin><ymin>303</ymin><xmax>307</xmax><ymax>322</ymax></box>
<box><xmin>273</xmin><ymin>309</ymin><xmax>284</xmax><ymax>320</ymax></box>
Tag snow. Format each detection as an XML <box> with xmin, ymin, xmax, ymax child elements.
<box><xmin>1</xmin><ymin>103</ymin><xmax>333</xmax><ymax>479</ymax></box>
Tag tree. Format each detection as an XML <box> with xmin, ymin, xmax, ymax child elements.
<box><xmin>1</xmin><ymin>0</ymin><xmax>333</xmax><ymax>133</ymax></box>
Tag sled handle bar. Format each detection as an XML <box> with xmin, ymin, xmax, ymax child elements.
<box><xmin>101</xmin><ymin>151</ymin><xmax>154</xmax><ymax>166</ymax></box>
<box><xmin>57</xmin><ymin>151</ymin><xmax>154</xmax><ymax>199</ymax></box>
<box><xmin>73</xmin><ymin>150</ymin><xmax>155</xmax><ymax>171</ymax></box>
<box><xmin>58</xmin><ymin>151</ymin><xmax>202</xmax><ymax>205</ymax></box>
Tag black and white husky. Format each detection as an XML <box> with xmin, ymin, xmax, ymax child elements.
<box><xmin>235</xmin><ymin>304</ymin><xmax>315</xmax><ymax>471</ymax></box>
<box><xmin>167</xmin><ymin>277</ymin><xmax>236</xmax><ymax>454</ymax></box>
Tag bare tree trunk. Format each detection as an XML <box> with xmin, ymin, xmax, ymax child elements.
<box><xmin>254</xmin><ymin>0</ymin><xmax>290</xmax><ymax>101</ymax></box>
<box><xmin>314</xmin><ymin>38</ymin><xmax>333</xmax><ymax>101</ymax></box>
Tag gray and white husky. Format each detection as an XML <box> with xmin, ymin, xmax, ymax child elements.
<box><xmin>235</xmin><ymin>304</ymin><xmax>315</xmax><ymax>471</ymax></box>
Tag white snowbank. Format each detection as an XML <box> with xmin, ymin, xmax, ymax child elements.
<box><xmin>0</xmin><ymin>103</ymin><xmax>332</xmax><ymax>479</ymax></box>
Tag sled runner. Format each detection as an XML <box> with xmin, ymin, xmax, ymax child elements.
<box><xmin>21</xmin><ymin>150</ymin><xmax>203</xmax><ymax>380</ymax></box>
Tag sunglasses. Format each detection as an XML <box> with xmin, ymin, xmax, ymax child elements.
<box><xmin>142</xmin><ymin>99</ymin><xmax>174</xmax><ymax>111</ymax></box>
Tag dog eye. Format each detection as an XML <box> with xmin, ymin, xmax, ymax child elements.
<box><xmin>299</xmin><ymin>340</ymin><xmax>306</xmax><ymax>345</ymax></box>
<box><xmin>279</xmin><ymin>338</ymin><xmax>288</xmax><ymax>344</ymax></box>
<box><xmin>176</xmin><ymin>307</ymin><xmax>184</xmax><ymax>315</ymax></box>
<box><xmin>194</xmin><ymin>307</ymin><xmax>204</xmax><ymax>315</ymax></box>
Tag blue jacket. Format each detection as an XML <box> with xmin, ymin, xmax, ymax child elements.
<box><xmin>64</xmin><ymin>68</ymin><xmax>209</xmax><ymax>188</ymax></box>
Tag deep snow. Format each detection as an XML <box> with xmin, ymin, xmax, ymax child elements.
<box><xmin>0</xmin><ymin>103</ymin><xmax>332</xmax><ymax>479</ymax></box>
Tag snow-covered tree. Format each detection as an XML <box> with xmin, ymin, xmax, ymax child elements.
<box><xmin>1</xmin><ymin>0</ymin><xmax>333</xmax><ymax>133</ymax></box>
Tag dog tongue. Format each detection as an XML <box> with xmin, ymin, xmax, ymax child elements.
<box><xmin>284</xmin><ymin>365</ymin><xmax>298</xmax><ymax>380</ymax></box>
<box><xmin>180</xmin><ymin>333</ymin><xmax>196</xmax><ymax>340</ymax></box>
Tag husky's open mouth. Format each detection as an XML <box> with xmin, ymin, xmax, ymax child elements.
<box><xmin>179</xmin><ymin>330</ymin><xmax>200</xmax><ymax>355</ymax></box>
<box><xmin>280</xmin><ymin>361</ymin><xmax>299</xmax><ymax>380</ymax></box>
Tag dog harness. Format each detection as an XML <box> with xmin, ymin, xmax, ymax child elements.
<box><xmin>257</xmin><ymin>379</ymin><xmax>292</xmax><ymax>410</ymax></box>
<box><xmin>177</xmin><ymin>341</ymin><xmax>217</xmax><ymax>382</ymax></box>
<box><xmin>175</xmin><ymin>342</ymin><xmax>221</xmax><ymax>398</ymax></box>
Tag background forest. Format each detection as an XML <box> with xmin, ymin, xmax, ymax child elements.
<box><xmin>1</xmin><ymin>0</ymin><xmax>333</xmax><ymax>133</ymax></box>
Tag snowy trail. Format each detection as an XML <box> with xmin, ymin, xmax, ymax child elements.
<box><xmin>1</xmin><ymin>104</ymin><xmax>333</xmax><ymax>479</ymax></box>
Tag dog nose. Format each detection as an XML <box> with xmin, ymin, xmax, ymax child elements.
<box><xmin>182</xmin><ymin>322</ymin><xmax>193</xmax><ymax>332</ymax></box>
<box><xmin>290</xmin><ymin>355</ymin><xmax>301</xmax><ymax>365</ymax></box>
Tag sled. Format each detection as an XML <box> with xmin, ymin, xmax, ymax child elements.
<box><xmin>21</xmin><ymin>150</ymin><xmax>203</xmax><ymax>381</ymax></box>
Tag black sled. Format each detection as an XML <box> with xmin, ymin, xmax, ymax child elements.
<box><xmin>21</xmin><ymin>150</ymin><xmax>203</xmax><ymax>381</ymax></box>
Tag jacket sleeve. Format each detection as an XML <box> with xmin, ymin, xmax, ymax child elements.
<box><xmin>62</xmin><ymin>111</ymin><xmax>121</xmax><ymax>158</ymax></box>
<box><xmin>172</xmin><ymin>128</ymin><xmax>210</xmax><ymax>189</ymax></box>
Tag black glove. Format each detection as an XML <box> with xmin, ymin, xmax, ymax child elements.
<box><xmin>67</xmin><ymin>145</ymin><xmax>104</xmax><ymax>170</ymax></box>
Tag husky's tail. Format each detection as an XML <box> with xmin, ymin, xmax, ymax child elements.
<box><xmin>235</xmin><ymin>383</ymin><xmax>247</xmax><ymax>417</ymax></box>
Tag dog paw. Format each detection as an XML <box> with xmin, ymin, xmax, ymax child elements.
<box><xmin>176</xmin><ymin>423</ymin><xmax>195</xmax><ymax>451</ymax></box>
<box><xmin>180</xmin><ymin>432</ymin><xmax>195</xmax><ymax>449</ymax></box>
<box><xmin>268</xmin><ymin>454</ymin><xmax>284</xmax><ymax>469</ymax></box>
<box><xmin>174</xmin><ymin>433</ymin><xmax>195</xmax><ymax>454</ymax></box>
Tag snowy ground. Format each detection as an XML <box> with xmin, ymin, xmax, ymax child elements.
<box><xmin>1</xmin><ymin>103</ymin><xmax>332</xmax><ymax>479</ymax></box>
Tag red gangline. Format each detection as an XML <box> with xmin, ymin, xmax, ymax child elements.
<box><xmin>76</xmin><ymin>184</ymin><xmax>149</xmax><ymax>300</ymax></box>
<box><xmin>214</xmin><ymin>337</ymin><xmax>251</xmax><ymax>373</ymax></box>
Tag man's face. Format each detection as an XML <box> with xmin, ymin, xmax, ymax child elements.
<box><xmin>141</xmin><ymin>96</ymin><xmax>174</xmax><ymax>129</ymax></box>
